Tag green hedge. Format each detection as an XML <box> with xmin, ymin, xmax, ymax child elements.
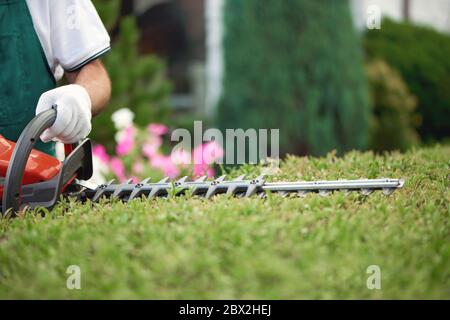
<box><xmin>217</xmin><ymin>0</ymin><xmax>371</xmax><ymax>156</ymax></box>
<box><xmin>2</xmin><ymin>146</ymin><xmax>449</xmax><ymax>299</ymax></box>
<box><xmin>365</xmin><ymin>18</ymin><xmax>450</xmax><ymax>140</ymax></box>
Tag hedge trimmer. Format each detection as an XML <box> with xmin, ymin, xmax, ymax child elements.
<box><xmin>0</xmin><ymin>108</ymin><xmax>404</xmax><ymax>217</ymax></box>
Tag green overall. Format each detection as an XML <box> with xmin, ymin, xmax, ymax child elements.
<box><xmin>0</xmin><ymin>0</ymin><xmax>55</xmax><ymax>155</ymax></box>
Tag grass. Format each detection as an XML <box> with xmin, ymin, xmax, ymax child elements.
<box><xmin>0</xmin><ymin>145</ymin><xmax>449</xmax><ymax>299</ymax></box>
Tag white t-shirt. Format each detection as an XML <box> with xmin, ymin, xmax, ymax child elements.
<box><xmin>26</xmin><ymin>0</ymin><xmax>111</xmax><ymax>81</ymax></box>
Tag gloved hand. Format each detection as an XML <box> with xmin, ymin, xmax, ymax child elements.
<box><xmin>36</xmin><ymin>84</ymin><xmax>92</xmax><ymax>144</ymax></box>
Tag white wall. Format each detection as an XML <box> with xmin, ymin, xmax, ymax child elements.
<box><xmin>411</xmin><ymin>0</ymin><xmax>450</xmax><ymax>32</ymax></box>
<box><xmin>205</xmin><ymin>0</ymin><xmax>224</xmax><ymax>118</ymax></box>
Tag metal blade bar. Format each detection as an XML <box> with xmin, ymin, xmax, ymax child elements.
<box><xmin>262</xmin><ymin>179</ymin><xmax>404</xmax><ymax>192</ymax></box>
<box><xmin>74</xmin><ymin>176</ymin><xmax>404</xmax><ymax>203</ymax></box>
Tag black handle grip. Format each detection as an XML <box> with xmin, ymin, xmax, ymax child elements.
<box><xmin>2</xmin><ymin>107</ymin><xmax>57</xmax><ymax>215</ymax></box>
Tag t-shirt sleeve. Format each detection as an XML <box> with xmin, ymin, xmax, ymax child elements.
<box><xmin>49</xmin><ymin>0</ymin><xmax>111</xmax><ymax>72</ymax></box>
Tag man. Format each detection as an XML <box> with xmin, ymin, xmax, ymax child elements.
<box><xmin>0</xmin><ymin>0</ymin><xmax>111</xmax><ymax>156</ymax></box>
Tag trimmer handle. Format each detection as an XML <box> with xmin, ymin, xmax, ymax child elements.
<box><xmin>2</xmin><ymin>107</ymin><xmax>58</xmax><ymax>214</ymax></box>
<box><xmin>2</xmin><ymin>106</ymin><xmax>91</xmax><ymax>215</ymax></box>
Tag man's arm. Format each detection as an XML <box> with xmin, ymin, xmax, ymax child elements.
<box><xmin>65</xmin><ymin>59</ymin><xmax>111</xmax><ymax>116</ymax></box>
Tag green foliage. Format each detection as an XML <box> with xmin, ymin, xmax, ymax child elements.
<box><xmin>366</xmin><ymin>60</ymin><xmax>421</xmax><ymax>151</ymax></box>
<box><xmin>1</xmin><ymin>146</ymin><xmax>449</xmax><ymax>298</ymax></box>
<box><xmin>91</xmin><ymin>0</ymin><xmax>120</xmax><ymax>30</ymax></box>
<box><xmin>91</xmin><ymin>1</ymin><xmax>172</xmax><ymax>151</ymax></box>
<box><xmin>217</xmin><ymin>0</ymin><xmax>371</xmax><ymax>156</ymax></box>
<box><xmin>365</xmin><ymin>18</ymin><xmax>450</xmax><ymax>140</ymax></box>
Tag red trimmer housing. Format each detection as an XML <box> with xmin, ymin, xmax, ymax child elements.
<box><xmin>0</xmin><ymin>135</ymin><xmax>62</xmax><ymax>198</ymax></box>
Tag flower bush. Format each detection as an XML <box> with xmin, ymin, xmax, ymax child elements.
<box><xmin>91</xmin><ymin>108</ymin><xmax>223</xmax><ymax>184</ymax></box>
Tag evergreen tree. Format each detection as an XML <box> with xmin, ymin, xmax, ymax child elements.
<box><xmin>217</xmin><ymin>0</ymin><xmax>371</xmax><ymax>155</ymax></box>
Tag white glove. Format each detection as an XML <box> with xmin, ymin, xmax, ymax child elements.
<box><xmin>36</xmin><ymin>84</ymin><xmax>92</xmax><ymax>144</ymax></box>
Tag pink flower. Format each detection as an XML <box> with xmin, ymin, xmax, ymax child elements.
<box><xmin>110</xmin><ymin>157</ymin><xmax>126</xmax><ymax>182</ymax></box>
<box><xmin>142</xmin><ymin>135</ymin><xmax>163</xmax><ymax>159</ymax></box>
<box><xmin>132</xmin><ymin>162</ymin><xmax>144</xmax><ymax>174</ymax></box>
<box><xmin>171</xmin><ymin>148</ymin><xmax>191</xmax><ymax>166</ymax></box>
<box><xmin>203</xmin><ymin>141</ymin><xmax>224</xmax><ymax>164</ymax></box>
<box><xmin>150</xmin><ymin>154</ymin><xmax>165</xmax><ymax>168</ymax></box>
<box><xmin>150</xmin><ymin>154</ymin><xmax>180</xmax><ymax>178</ymax></box>
<box><xmin>148</xmin><ymin>123</ymin><xmax>168</xmax><ymax>136</ymax></box>
<box><xmin>193</xmin><ymin>141</ymin><xmax>224</xmax><ymax>165</ymax></box>
<box><xmin>130</xmin><ymin>176</ymin><xmax>139</xmax><ymax>184</ymax></box>
<box><xmin>193</xmin><ymin>164</ymin><xmax>215</xmax><ymax>178</ymax></box>
<box><xmin>93</xmin><ymin>144</ymin><xmax>109</xmax><ymax>164</ymax></box>
<box><xmin>142</xmin><ymin>143</ymin><xmax>158</xmax><ymax>159</ymax></box>
<box><xmin>116</xmin><ymin>126</ymin><xmax>136</xmax><ymax>156</ymax></box>
<box><xmin>164</xmin><ymin>164</ymin><xmax>180</xmax><ymax>179</ymax></box>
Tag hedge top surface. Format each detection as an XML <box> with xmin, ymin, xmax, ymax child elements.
<box><xmin>0</xmin><ymin>145</ymin><xmax>449</xmax><ymax>299</ymax></box>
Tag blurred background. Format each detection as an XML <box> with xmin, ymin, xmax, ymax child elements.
<box><xmin>90</xmin><ymin>0</ymin><xmax>450</xmax><ymax>162</ymax></box>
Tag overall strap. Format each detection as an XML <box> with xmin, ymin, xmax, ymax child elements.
<box><xmin>0</xmin><ymin>0</ymin><xmax>56</xmax><ymax>155</ymax></box>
